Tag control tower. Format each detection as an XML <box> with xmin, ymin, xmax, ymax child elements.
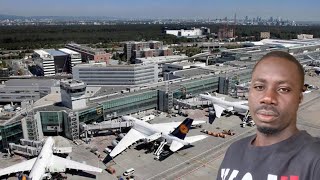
<box><xmin>60</xmin><ymin>79</ymin><xmax>87</xmax><ymax>110</ymax></box>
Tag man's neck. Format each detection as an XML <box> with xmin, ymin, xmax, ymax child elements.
<box><xmin>252</xmin><ymin>127</ymin><xmax>299</xmax><ymax>146</ymax></box>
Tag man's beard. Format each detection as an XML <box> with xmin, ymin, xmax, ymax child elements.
<box><xmin>257</xmin><ymin>126</ymin><xmax>281</xmax><ymax>135</ymax></box>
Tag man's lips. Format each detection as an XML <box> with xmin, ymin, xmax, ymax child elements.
<box><xmin>256</xmin><ymin>110</ymin><xmax>279</xmax><ymax>122</ymax></box>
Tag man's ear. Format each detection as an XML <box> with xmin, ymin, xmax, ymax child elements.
<box><xmin>300</xmin><ymin>85</ymin><xmax>307</xmax><ymax>103</ymax></box>
<box><xmin>299</xmin><ymin>92</ymin><xmax>304</xmax><ymax>103</ymax></box>
<box><xmin>303</xmin><ymin>84</ymin><xmax>308</xmax><ymax>92</ymax></box>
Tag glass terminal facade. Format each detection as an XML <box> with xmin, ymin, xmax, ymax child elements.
<box><xmin>0</xmin><ymin>76</ymin><xmax>225</xmax><ymax>150</ymax></box>
<box><xmin>0</xmin><ymin>121</ymin><xmax>23</xmax><ymax>149</ymax></box>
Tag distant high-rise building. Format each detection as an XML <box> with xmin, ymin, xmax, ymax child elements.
<box><xmin>33</xmin><ymin>49</ymin><xmax>79</xmax><ymax>76</ymax></box>
<box><xmin>45</xmin><ymin>49</ymin><xmax>69</xmax><ymax>74</ymax></box>
<box><xmin>58</xmin><ymin>48</ymin><xmax>82</xmax><ymax>74</ymax></box>
<box><xmin>33</xmin><ymin>50</ymin><xmax>55</xmax><ymax>76</ymax></box>
<box><xmin>270</xmin><ymin>16</ymin><xmax>274</xmax><ymax>22</ymax></box>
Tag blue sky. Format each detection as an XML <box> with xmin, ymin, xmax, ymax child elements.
<box><xmin>0</xmin><ymin>0</ymin><xmax>319</xmax><ymax>21</ymax></box>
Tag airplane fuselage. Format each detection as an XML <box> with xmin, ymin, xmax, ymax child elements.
<box><xmin>0</xmin><ymin>137</ymin><xmax>102</xmax><ymax>179</ymax></box>
<box><xmin>200</xmin><ymin>94</ymin><xmax>248</xmax><ymax>113</ymax></box>
<box><xmin>127</xmin><ymin>117</ymin><xmax>189</xmax><ymax>146</ymax></box>
<box><xmin>28</xmin><ymin>137</ymin><xmax>55</xmax><ymax>180</ymax></box>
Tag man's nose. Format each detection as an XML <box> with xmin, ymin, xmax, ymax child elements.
<box><xmin>260</xmin><ymin>88</ymin><xmax>278</xmax><ymax>105</ymax></box>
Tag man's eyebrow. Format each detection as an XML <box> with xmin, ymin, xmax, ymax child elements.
<box><xmin>252</xmin><ymin>79</ymin><xmax>293</xmax><ymax>86</ymax></box>
<box><xmin>252</xmin><ymin>78</ymin><xmax>266</xmax><ymax>83</ymax></box>
<box><xmin>276</xmin><ymin>80</ymin><xmax>293</xmax><ymax>86</ymax></box>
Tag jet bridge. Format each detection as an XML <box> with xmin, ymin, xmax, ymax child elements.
<box><xmin>81</xmin><ymin>119</ymin><xmax>134</xmax><ymax>132</ymax></box>
<box><xmin>80</xmin><ymin>119</ymin><xmax>134</xmax><ymax>143</ymax></box>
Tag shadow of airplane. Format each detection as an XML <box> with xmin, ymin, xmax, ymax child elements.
<box><xmin>66</xmin><ymin>169</ymin><xmax>97</xmax><ymax>179</ymax></box>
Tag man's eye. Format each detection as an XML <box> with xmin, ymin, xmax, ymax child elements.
<box><xmin>278</xmin><ymin>88</ymin><xmax>290</xmax><ymax>93</ymax></box>
<box><xmin>254</xmin><ymin>86</ymin><xmax>264</xmax><ymax>91</ymax></box>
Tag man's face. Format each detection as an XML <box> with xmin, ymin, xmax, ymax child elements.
<box><xmin>249</xmin><ymin>57</ymin><xmax>303</xmax><ymax>135</ymax></box>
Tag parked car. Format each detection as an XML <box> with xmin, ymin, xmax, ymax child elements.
<box><xmin>123</xmin><ymin>168</ymin><xmax>135</xmax><ymax>176</ymax></box>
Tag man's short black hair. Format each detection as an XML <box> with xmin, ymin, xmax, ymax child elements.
<box><xmin>252</xmin><ymin>51</ymin><xmax>305</xmax><ymax>88</ymax></box>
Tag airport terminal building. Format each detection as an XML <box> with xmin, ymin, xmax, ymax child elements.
<box><xmin>1</xmin><ymin>39</ymin><xmax>320</xmax><ymax>150</ymax></box>
<box><xmin>72</xmin><ymin>63</ymin><xmax>159</xmax><ymax>85</ymax></box>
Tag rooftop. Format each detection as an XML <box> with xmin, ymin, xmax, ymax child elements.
<box><xmin>250</xmin><ymin>38</ymin><xmax>320</xmax><ymax>48</ymax></box>
<box><xmin>33</xmin><ymin>49</ymin><xmax>51</xmax><ymax>58</ymax></box>
<box><xmin>60</xmin><ymin>79</ymin><xmax>85</xmax><ymax>88</ymax></box>
<box><xmin>4</xmin><ymin>79</ymin><xmax>59</xmax><ymax>87</ymax></box>
<box><xmin>66</xmin><ymin>43</ymin><xmax>107</xmax><ymax>54</ymax></box>
<box><xmin>136</xmin><ymin>55</ymin><xmax>188</xmax><ymax>64</ymax></box>
<box><xmin>122</xmin><ymin>40</ymin><xmax>161</xmax><ymax>44</ymax></box>
<box><xmin>173</xmin><ymin>68</ymin><xmax>213</xmax><ymax>78</ymax></box>
<box><xmin>58</xmin><ymin>48</ymin><xmax>80</xmax><ymax>55</ymax></box>
<box><xmin>166</xmin><ymin>61</ymin><xmax>205</xmax><ymax>67</ymax></box>
<box><xmin>45</xmin><ymin>49</ymin><xmax>67</xmax><ymax>57</ymax></box>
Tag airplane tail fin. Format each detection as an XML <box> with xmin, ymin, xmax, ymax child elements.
<box><xmin>18</xmin><ymin>174</ymin><xmax>31</xmax><ymax>180</ymax></box>
<box><xmin>170</xmin><ymin>118</ymin><xmax>193</xmax><ymax>140</ymax></box>
<box><xmin>103</xmin><ymin>155</ymin><xmax>113</xmax><ymax>164</ymax></box>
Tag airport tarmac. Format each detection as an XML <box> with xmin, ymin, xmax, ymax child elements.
<box><xmin>1</xmin><ymin>87</ymin><xmax>320</xmax><ymax>180</ymax></box>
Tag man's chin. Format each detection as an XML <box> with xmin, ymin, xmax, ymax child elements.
<box><xmin>257</xmin><ymin>126</ymin><xmax>280</xmax><ymax>135</ymax></box>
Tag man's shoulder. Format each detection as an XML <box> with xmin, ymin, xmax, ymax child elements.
<box><xmin>298</xmin><ymin>131</ymin><xmax>320</xmax><ymax>152</ymax></box>
<box><xmin>302</xmin><ymin>137</ymin><xmax>320</xmax><ymax>155</ymax></box>
<box><xmin>227</xmin><ymin>135</ymin><xmax>255</xmax><ymax>151</ymax></box>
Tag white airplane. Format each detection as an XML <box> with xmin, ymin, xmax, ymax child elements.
<box><xmin>0</xmin><ymin>137</ymin><xmax>102</xmax><ymax>180</ymax></box>
<box><xmin>107</xmin><ymin>116</ymin><xmax>207</xmax><ymax>159</ymax></box>
<box><xmin>199</xmin><ymin>92</ymin><xmax>249</xmax><ymax>118</ymax></box>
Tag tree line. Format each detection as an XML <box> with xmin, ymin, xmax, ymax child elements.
<box><xmin>0</xmin><ymin>24</ymin><xmax>320</xmax><ymax>50</ymax></box>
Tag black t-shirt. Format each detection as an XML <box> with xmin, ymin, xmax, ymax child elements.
<box><xmin>217</xmin><ymin>131</ymin><xmax>320</xmax><ymax>180</ymax></box>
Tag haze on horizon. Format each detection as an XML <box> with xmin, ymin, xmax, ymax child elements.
<box><xmin>0</xmin><ymin>0</ymin><xmax>319</xmax><ymax>21</ymax></box>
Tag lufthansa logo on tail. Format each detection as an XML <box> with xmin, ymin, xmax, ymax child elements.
<box><xmin>179</xmin><ymin>124</ymin><xmax>189</xmax><ymax>134</ymax></box>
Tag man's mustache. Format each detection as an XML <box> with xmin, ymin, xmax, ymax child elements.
<box><xmin>254</xmin><ymin>105</ymin><xmax>280</xmax><ymax>116</ymax></box>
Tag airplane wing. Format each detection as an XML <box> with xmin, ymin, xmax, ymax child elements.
<box><xmin>0</xmin><ymin>158</ymin><xmax>36</xmax><ymax>177</ymax></box>
<box><xmin>213</xmin><ymin>104</ymin><xmax>225</xmax><ymax>118</ymax></box>
<box><xmin>109</xmin><ymin>128</ymin><xmax>147</xmax><ymax>158</ymax></box>
<box><xmin>51</xmin><ymin>155</ymin><xmax>102</xmax><ymax>173</ymax></box>
<box><xmin>152</xmin><ymin>121</ymin><xmax>206</xmax><ymax>133</ymax></box>
<box><xmin>184</xmin><ymin>135</ymin><xmax>208</xmax><ymax>144</ymax></box>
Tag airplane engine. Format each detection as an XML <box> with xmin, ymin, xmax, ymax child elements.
<box><xmin>117</xmin><ymin>133</ymin><xmax>125</xmax><ymax>140</ymax></box>
<box><xmin>112</xmin><ymin>140</ymin><xmax>119</xmax><ymax>147</ymax></box>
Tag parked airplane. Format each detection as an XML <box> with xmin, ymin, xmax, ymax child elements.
<box><xmin>199</xmin><ymin>92</ymin><xmax>249</xmax><ymax>118</ymax></box>
<box><xmin>0</xmin><ymin>137</ymin><xmax>102</xmax><ymax>180</ymax></box>
<box><xmin>106</xmin><ymin>116</ymin><xmax>207</xmax><ymax>161</ymax></box>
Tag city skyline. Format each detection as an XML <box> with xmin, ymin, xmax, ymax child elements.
<box><xmin>0</xmin><ymin>0</ymin><xmax>319</xmax><ymax>21</ymax></box>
